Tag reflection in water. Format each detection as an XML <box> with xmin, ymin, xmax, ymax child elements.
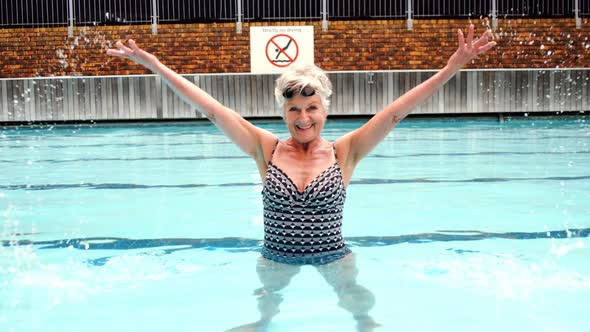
<box><xmin>226</xmin><ymin>253</ymin><xmax>380</xmax><ymax>332</ymax></box>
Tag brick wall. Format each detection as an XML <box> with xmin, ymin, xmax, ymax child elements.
<box><xmin>0</xmin><ymin>18</ymin><xmax>588</xmax><ymax>78</ymax></box>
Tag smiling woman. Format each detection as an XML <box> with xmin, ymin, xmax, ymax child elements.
<box><xmin>106</xmin><ymin>24</ymin><xmax>495</xmax><ymax>330</ymax></box>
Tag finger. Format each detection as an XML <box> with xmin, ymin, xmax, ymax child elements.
<box><xmin>106</xmin><ymin>49</ymin><xmax>128</xmax><ymax>58</ymax></box>
<box><xmin>473</xmin><ymin>30</ymin><xmax>492</xmax><ymax>48</ymax></box>
<box><xmin>116</xmin><ymin>40</ymin><xmax>134</xmax><ymax>55</ymax></box>
<box><xmin>478</xmin><ymin>41</ymin><xmax>497</xmax><ymax>53</ymax></box>
<box><xmin>466</xmin><ymin>24</ymin><xmax>475</xmax><ymax>45</ymax></box>
<box><xmin>128</xmin><ymin>39</ymin><xmax>141</xmax><ymax>52</ymax></box>
<box><xmin>457</xmin><ymin>29</ymin><xmax>466</xmax><ymax>46</ymax></box>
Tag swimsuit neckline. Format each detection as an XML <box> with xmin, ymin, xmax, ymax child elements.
<box><xmin>267</xmin><ymin>161</ymin><xmax>340</xmax><ymax>194</ymax></box>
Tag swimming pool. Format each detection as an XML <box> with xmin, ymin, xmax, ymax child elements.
<box><xmin>1</xmin><ymin>117</ymin><xmax>589</xmax><ymax>331</ymax></box>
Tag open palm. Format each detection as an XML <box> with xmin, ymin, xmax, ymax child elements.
<box><xmin>107</xmin><ymin>39</ymin><xmax>158</xmax><ymax>70</ymax></box>
<box><xmin>448</xmin><ymin>24</ymin><xmax>496</xmax><ymax>70</ymax></box>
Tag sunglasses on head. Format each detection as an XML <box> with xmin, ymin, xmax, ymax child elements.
<box><xmin>282</xmin><ymin>85</ymin><xmax>316</xmax><ymax>99</ymax></box>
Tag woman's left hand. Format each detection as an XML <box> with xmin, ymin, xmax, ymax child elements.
<box><xmin>447</xmin><ymin>24</ymin><xmax>496</xmax><ymax>71</ymax></box>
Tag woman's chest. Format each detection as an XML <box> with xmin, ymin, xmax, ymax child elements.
<box><xmin>272</xmin><ymin>159</ymin><xmax>335</xmax><ymax>192</ymax></box>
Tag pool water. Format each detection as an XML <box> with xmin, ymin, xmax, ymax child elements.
<box><xmin>1</xmin><ymin>117</ymin><xmax>589</xmax><ymax>331</ymax></box>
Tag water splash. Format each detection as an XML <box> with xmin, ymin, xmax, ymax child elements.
<box><xmin>0</xmin><ymin>206</ymin><xmax>40</xmax><ymax>312</ymax></box>
<box><xmin>405</xmin><ymin>249</ymin><xmax>590</xmax><ymax>299</ymax></box>
<box><xmin>36</xmin><ymin>27</ymin><xmax>115</xmax><ymax>77</ymax></box>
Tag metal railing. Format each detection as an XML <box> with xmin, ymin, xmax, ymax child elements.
<box><xmin>159</xmin><ymin>0</ymin><xmax>236</xmax><ymax>22</ymax></box>
<box><xmin>75</xmin><ymin>0</ymin><xmax>152</xmax><ymax>25</ymax></box>
<box><xmin>497</xmin><ymin>0</ymin><xmax>575</xmax><ymax>17</ymax></box>
<box><xmin>413</xmin><ymin>0</ymin><xmax>491</xmax><ymax>17</ymax></box>
<box><xmin>0</xmin><ymin>0</ymin><xmax>586</xmax><ymax>28</ymax></box>
<box><xmin>75</xmin><ymin>0</ymin><xmax>238</xmax><ymax>24</ymax></box>
<box><xmin>244</xmin><ymin>0</ymin><xmax>321</xmax><ymax>21</ymax></box>
<box><xmin>329</xmin><ymin>0</ymin><xmax>406</xmax><ymax>19</ymax></box>
<box><xmin>0</xmin><ymin>0</ymin><xmax>68</xmax><ymax>27</ymax></box>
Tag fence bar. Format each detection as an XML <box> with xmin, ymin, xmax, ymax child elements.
<box><xmin>575</xmin><ymin>0</ymin><xmax>581</xmax><ymax>28</ymax></box>
<box><xmin>322</xmin><ymin>0</ymin><xmax>328</xmax><ymax>31</ymax></box>
<box><xmin>236</xmin><ymin>0</ymin><xmax>242</xmax><ymax>34</ymax></box>
<box><xmin>407</xmin><ymin>0</ymin><xmax>413</xmax><ymax>30</ymax></box>
<box><xmin>491</xmin><ymin>0</ymin><xmax>498</xmax><ymax>30</ymax></box>
<box><xmin>68</xmin><ymin>0</ymin><xmax>74</xmax><ymax>36</ymax></box>
<box><xmin>151</xmin><ymin>0</ymin><xmax>158</xmax><ymax>35</ymax></box>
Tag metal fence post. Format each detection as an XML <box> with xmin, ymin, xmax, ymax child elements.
<box><xmin>151</xmin><ymin>0</ymin><xmax>158</xmax><ymax>35</ymax></box>
<box><xmin>68</xmin><ymin>0</ymin><xmax>74</xmax><ymax>37</ymax></box>
<box><xmin>236</xmin><ymin>0</ymin><xmax>243</xmax><ymax>34</ymax></box>
<box><xmin>491</xmin><ymin>0</ymin><xmax>498</xmax><ymax>30</ymax></box>
<box><xmin>322</xmin><ymin>0</ymin><xmax>328</xmax><ymax>31</ymax></box>
<box><xmin>575</xmin><ymin>0</ymin><xmax>582</xmax><ymax>28</ymax></box>
<box><xmin>407</xmin><ymin>0</ymin><xmax>413</xmax><ymax>30</ymax></box>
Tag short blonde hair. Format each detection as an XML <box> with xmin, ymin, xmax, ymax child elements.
<box><xmin>274</xmin><ymin>63</ymin><xmax>333</xmax><ymax>111</ymax></box>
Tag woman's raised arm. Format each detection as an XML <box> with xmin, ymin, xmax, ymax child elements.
<box><xmin>336</xmin><ymin>25</ymin><xmax>496</xmax><ymax>168</ymax></box>
<box><xmin>107</xmin><ymin>40</ymin><xmax>276</xmax><ymax>162</ymax></box>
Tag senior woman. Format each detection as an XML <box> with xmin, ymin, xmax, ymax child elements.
<box><xmin>108</xmin><ymin>25</ymin><xmax>495</xmax><ymax>331</ymax></box>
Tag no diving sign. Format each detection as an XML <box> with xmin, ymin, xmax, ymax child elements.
<box><xmin>251</xmin><ymin>26</ymin><xmax>314</xmax><ymax>74</ymax></box>
<box><xmin>266</xmin><ymin>34</ymin><xmax>299</xmax><ymax>67</ymax></box>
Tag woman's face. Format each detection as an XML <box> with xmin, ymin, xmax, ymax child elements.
<box><xmin>283</xmin><ymin>93</ymin><xmax>327</xmax><ymax>145</ymax></box>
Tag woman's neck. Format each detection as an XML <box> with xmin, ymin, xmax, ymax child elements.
<box><xmin>285</xmin><ymin>136</ymin><xmax>326</xmax><ymax>155</ymax></box>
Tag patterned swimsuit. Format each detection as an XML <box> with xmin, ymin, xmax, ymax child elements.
<box><xmin>261</xmin><ymin>141</ymin><xmax>351</xmax><ymax>265</ymax></box>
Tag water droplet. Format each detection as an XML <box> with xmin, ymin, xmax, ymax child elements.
<box><xmin>540</xmin><ymin>44</ymin><xmax>545</xmax><ymax>50</ymax></box>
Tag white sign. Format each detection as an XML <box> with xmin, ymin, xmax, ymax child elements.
<box><xmin>250</xmin><ymin>26</ymin><xmax>314</xmax><ymax>74</ymax></box>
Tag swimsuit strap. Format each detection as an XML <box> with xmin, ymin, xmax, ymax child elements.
<box><xmin>269</xmin><ymin>139</ymin><xmax>280</xmax><ymax>163</ymax></box>
<box><xmin>332</xmin><ymin>143</ymin><xmax>338</xmax><ymax>159</ymax></box>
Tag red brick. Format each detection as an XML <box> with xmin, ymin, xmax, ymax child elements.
<box><xmin>0</xmin><ymin>18</ymin><xmax>589</xmax><ymax>78</ymax></box>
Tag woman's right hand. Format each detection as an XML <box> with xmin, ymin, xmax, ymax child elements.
<box><xmin>107</xmin><ymin>40</ymin><xmax>159</xmax><ymax>71</ymax></box>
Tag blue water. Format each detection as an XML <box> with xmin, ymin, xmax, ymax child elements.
<box><xmin>1</xmin><ymin>117</ymin><xmax>589</xmax><ymax>331</ymax></box>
